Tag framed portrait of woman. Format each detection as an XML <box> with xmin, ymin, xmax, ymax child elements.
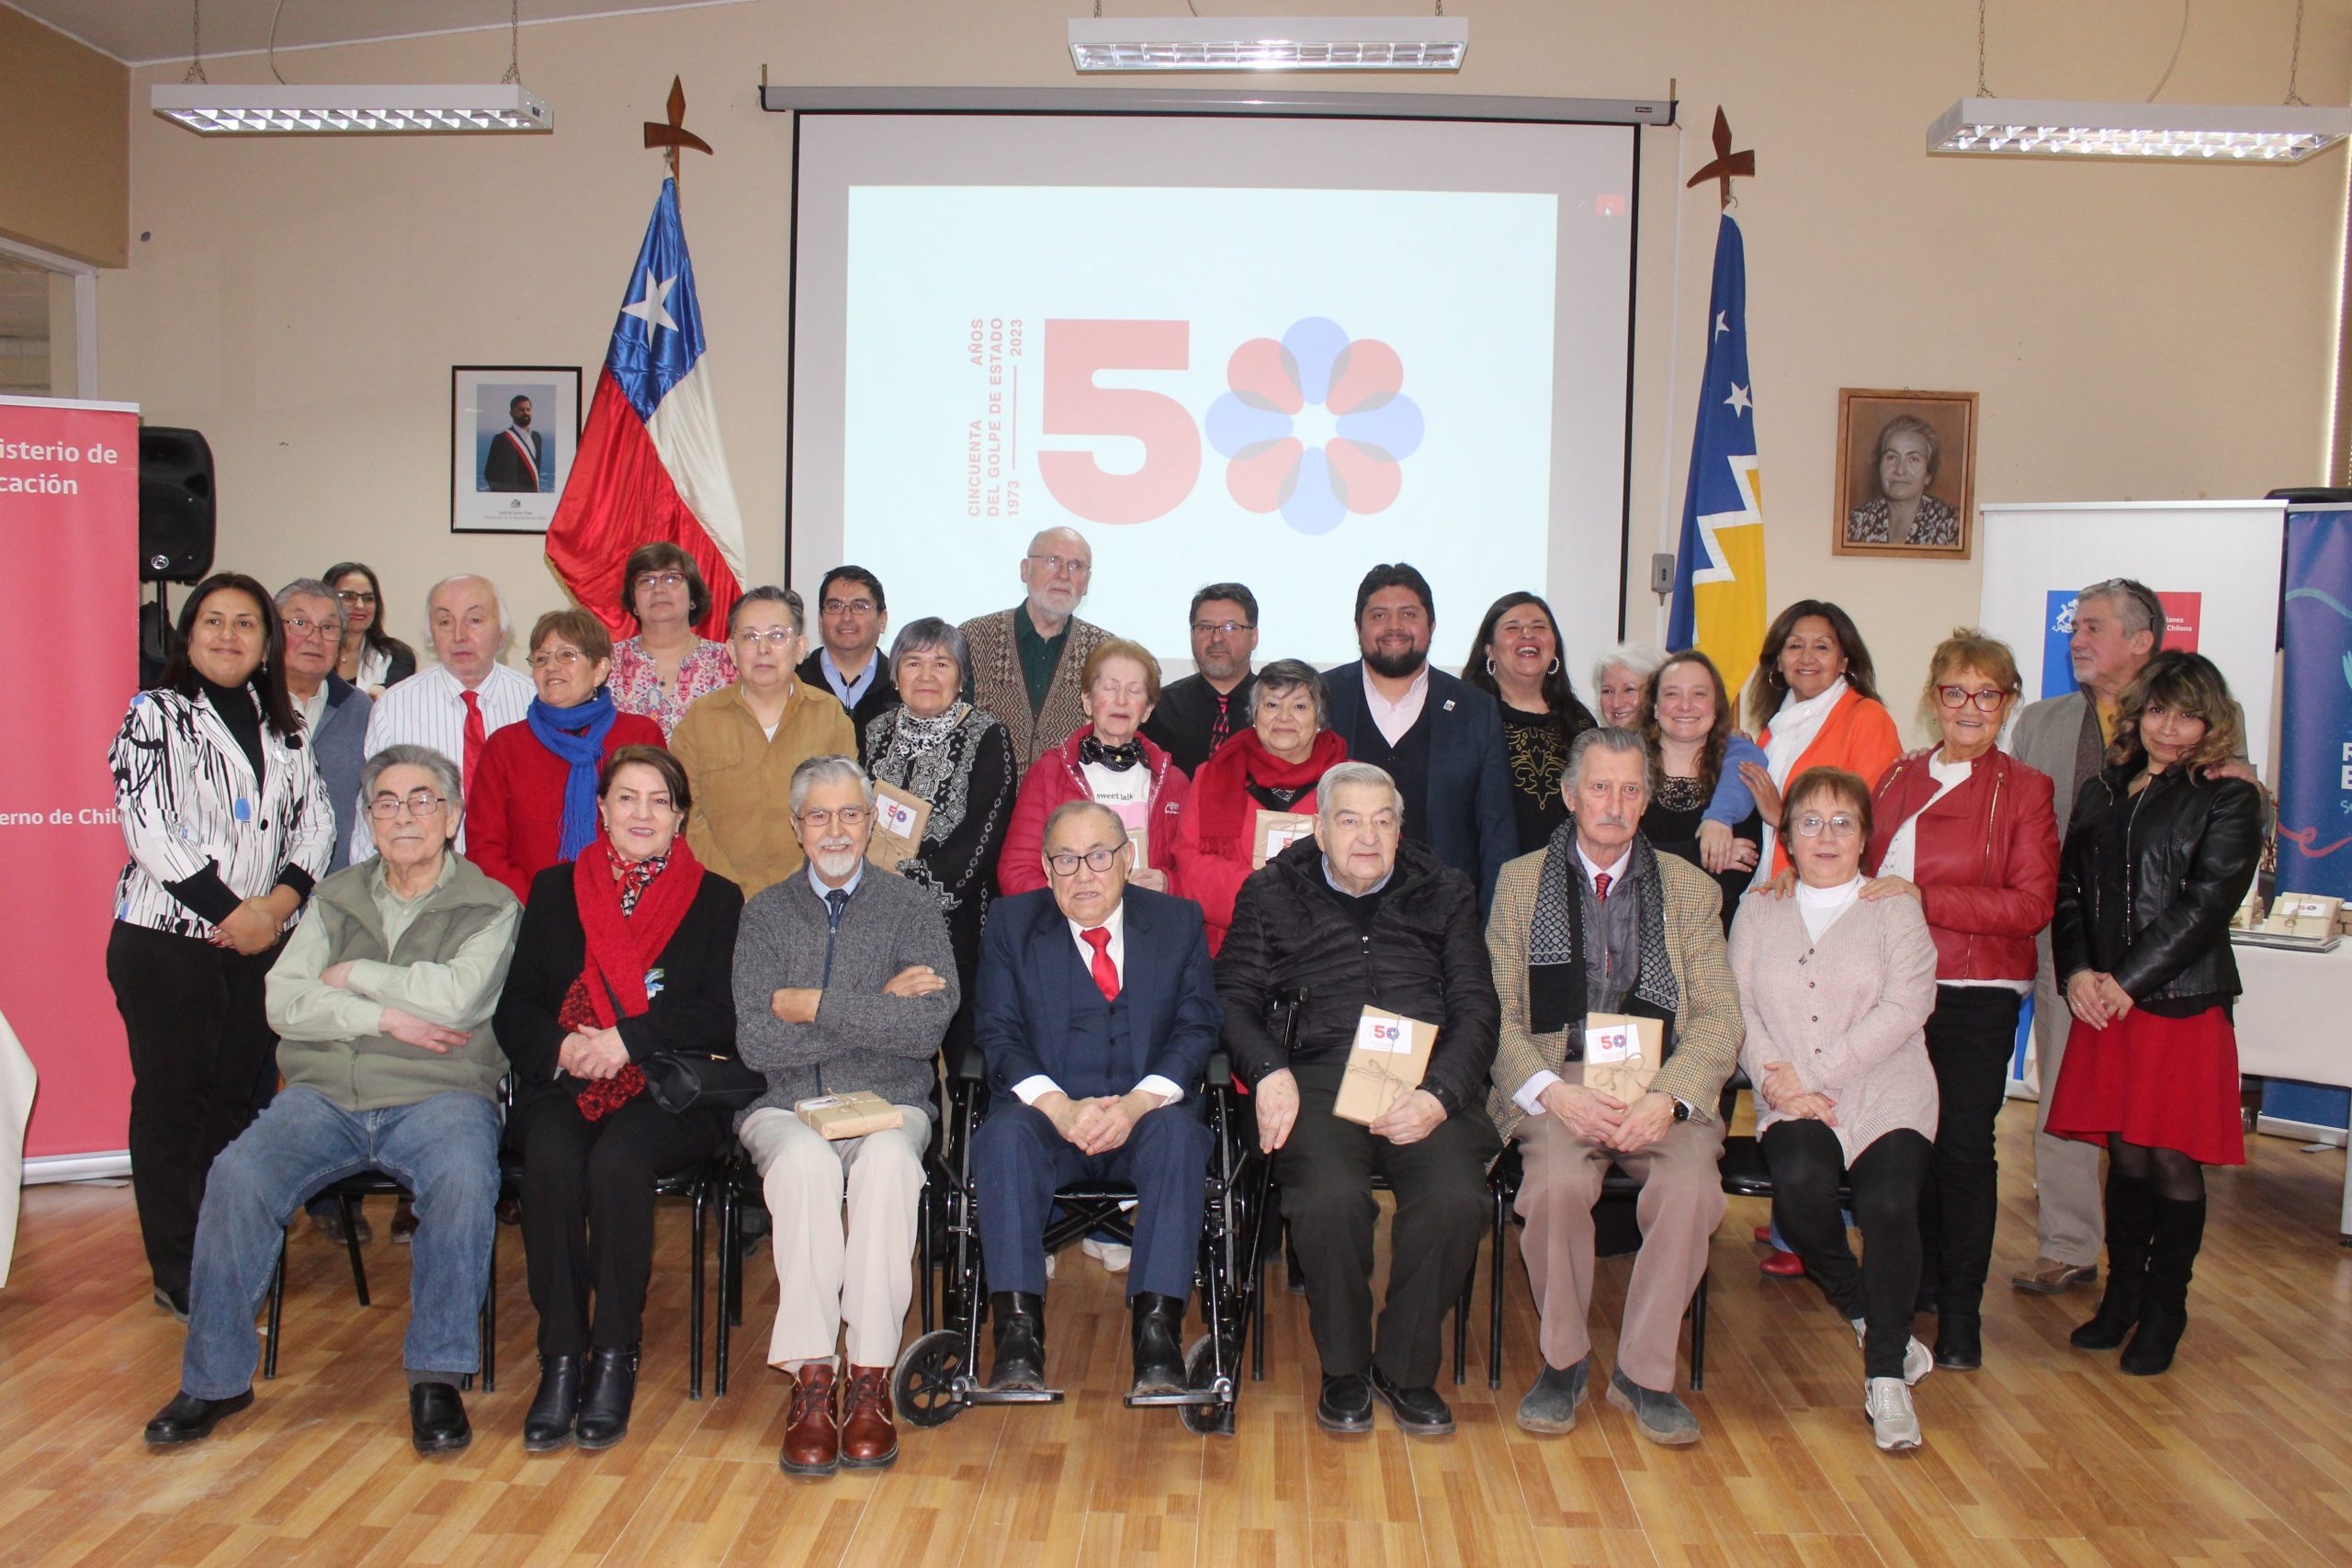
<box><xmin>1832</xmin><ymin>389</ymin><xmax>1978</xmax><ymax>559</ymax></box>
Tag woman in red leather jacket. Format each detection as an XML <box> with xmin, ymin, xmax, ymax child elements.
<box><xmin>1860</xmin><ymin>630</ymin><xmax>2058</xmax><ymax>1374</ymax></box>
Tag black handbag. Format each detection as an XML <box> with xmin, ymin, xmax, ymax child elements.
<box><xmin>639</xmin><ymin>1051</ymin><xmax>768</xmax><ymax>1115</ymax></box>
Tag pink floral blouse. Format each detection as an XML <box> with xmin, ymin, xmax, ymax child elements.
<box><xmin>609</xmin><ymin>636</ymin><xmax>737</xmax><ymax>738</ymax></box>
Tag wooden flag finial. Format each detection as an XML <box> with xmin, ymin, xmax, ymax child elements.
<box><xmin>644</xmin><ymin>75</ymin><xmax>715</xmax><ymax>205</ymax></box>
<box><xmin>1685</xmin><ymin>107</ymin><xmax>1756</xmax><ymax>209</ymax></box>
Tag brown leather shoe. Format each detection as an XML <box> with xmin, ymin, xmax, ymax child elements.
<box><xmin>840</xmin><ymin>1365</ymin><xmax>899</xmax><ymax>1470</ymax></box>
<box><xmin>2009</xmin><ymin>1257</ymin><xmax>2099</xmax><ymax>1295</ymax></box>
<box><xmin>779</xmin><ymin>1363</ymin><xmax>839</xmax><ymax>1477</ymax></box>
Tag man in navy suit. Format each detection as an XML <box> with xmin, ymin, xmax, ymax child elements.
<box><xmin>1321</xmin><ymin>563</ymin><xmax>1514</xmax><ymax>908</ymax></box>
<box><xmin>970</xmin><ymin>799</ymin><xmax>1221</xmax><ymax>1399</ymax></box>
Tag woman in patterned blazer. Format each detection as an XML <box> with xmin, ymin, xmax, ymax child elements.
<box><xmin>106</xmin><ymin>572</ymin><xmax>336</xmax><ymax>1321</ymax></box>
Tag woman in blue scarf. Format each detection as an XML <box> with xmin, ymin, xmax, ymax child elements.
<box><xmin>469</xmin><ymin>608</ymin><xmax>668</xmax><ymax>903</ymax></box>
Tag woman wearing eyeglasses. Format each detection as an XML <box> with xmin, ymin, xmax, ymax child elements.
<box><xmin>998</xmin><ymin>637</ymin><xmax>1191</xmax><ymax>899</ymax></box>
<box><xmin>1730</xmin><ymin>766</ymin><xmax>1940</xmax><ymax>1452</ymax></box>
<box><xmin>670</xmin><ymin>588</ymin><xmax>857</xmax><ymax>899</ymax></box>
<box><xmin>1858</xmin><ymin>631</ymin><xmax>2056</xmax><ymax>1372</ymax></box>
<box><xmin>323</xmin><ymin>561</ymin><xmax>418</xmax><ymax>696</ymax></box>
<box><xmin>608</xmin><ymin>543</ymin><xmax>738</xmax><ymax>739</ymax></box>
<box><xmin>466</xmin><ymin>609</ymin><xmax>665</xmax><ymax>904</ymax></box>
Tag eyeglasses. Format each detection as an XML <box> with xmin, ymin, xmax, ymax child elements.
<box><xmin>822</xmin><ymin>597</ymin><xmax>877</xmax><ymax>616</ymax></box>
<box><xmin>368</xmin><ymin>790</ymin><xmax>447</xmax><ymax>820</ymax></box>
<box><xmin>334</xmin><ymin>590</ymin><xmax>377</xmax><ymax>606</ymax></box>
<box><xmin>1192</xmin><ymin>619</ymin><xmax>1253</xmax><ymax>637</ymax></box>
<box><xmin>733</xmin><ymin>627</ymin><xmax>798</xmax><ymax>648</ymax></box>
<box><xmin>1046</xmin><ymin>845</ymin><xmax>1126</xmax><ymax>876</ymax></box>
<box><xmin>796</xmin><ymin>806</ymin><xmax>870</xmax><ymax>829</ymax></box>
<box><xmin>529</xmin><ymin>648</ymin><xmax>585</xmax><ymax>670</ymax></box>
<box><xmin>1027</xmin><ymin>553</ymin><xmax>1091</xmax><ymax>578</ymax></box>
<box><xmin>1936</xmin><ymin>685</ymin><xmax>2009</xmax><ymax>713</ymax></box>
<box><xmin>281</xmin><ymin>615</ymin><xmax>337</xmax><ymax>640</ymax></box>
<box><xmin>633</xmin><ymin>571</ymin><xmax>688</xmax><ymax>592</ymax></box>
<box><xmin>1792</xmin><ymin>812</ymin><xmax>1862</xmax><ymax>840</ymax></box>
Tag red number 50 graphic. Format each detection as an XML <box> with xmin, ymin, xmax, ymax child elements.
<box><xmin>1037</xmin><ymin>320</ymin><xmax>1201</xmax><ymax>525</ymax></box>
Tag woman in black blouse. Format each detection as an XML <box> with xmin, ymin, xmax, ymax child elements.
<box><xmin>1462</xmin><ymin>592</ymin><xmax>1598</xmax><ymax>853</ymax></box>
<box><xmin>1636</xmin><ymin>649</ymin><xmax>1764</xmax><ymax>928</ymax></box>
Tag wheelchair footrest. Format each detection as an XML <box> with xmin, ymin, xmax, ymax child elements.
<box><xmin>1125</xmin><ymin>1387</ymin><xmax>1230</xmax><ymax>1408</ymax></box>
<box><xmin>958</xmin><ymin>1384</ymin><xmax>1065</xmax><ymax>1405</ymax></box>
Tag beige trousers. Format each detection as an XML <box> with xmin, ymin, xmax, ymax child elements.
<box><xmin>2031</xmin><ymin>936</ymin><xmax>2105</xmax><ymax>1268</ymax></box>
<box><xmin>1513</xmin><ymin>1111</ymin><xmax>1725</xmax><ymax>1392</ymax></box>
<box><xmin>738</xmin><ymin>1103</ymin><xmax>931</xmax><ymax>1371</ymax></box>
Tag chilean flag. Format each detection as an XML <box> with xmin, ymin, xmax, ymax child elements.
<box><xmin>547</xmin><ymin>178</ymin><xmax>747</xmax><ymax>640</ymax></box>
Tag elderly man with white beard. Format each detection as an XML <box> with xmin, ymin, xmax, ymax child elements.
<box><xmin>732</xmin><ymin>755</ymin><xmax>959</xmax><ymax>1479</ymax></box>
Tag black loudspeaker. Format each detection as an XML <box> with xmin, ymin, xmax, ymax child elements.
<box><xmin>139</xmin><ymin>426</ymin><xmax>216</xmax><ymax>583</ymax></box>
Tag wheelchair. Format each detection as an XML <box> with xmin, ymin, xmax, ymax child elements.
<box><xmin>888</xmin><ymin>1040</ymin><xmax>1272</xmax><ymax>1436</ymax></box>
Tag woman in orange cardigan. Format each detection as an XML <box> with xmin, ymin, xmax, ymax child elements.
<box><xmin>1738</xmin><ymin>600</ymin><xmax>1904</xmax><ymax>878</ymax></box>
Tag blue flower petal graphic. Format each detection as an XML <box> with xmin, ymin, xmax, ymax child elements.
<box><xmin>1281</xmin><ymin>318</ymin><xmax>1349</xmax><ymax>408</ymax></box>
<box><xmin>1206</xmin><ymin>392</ymin><xmax>1294</xmax><ymax>460</ymax></box>
<box><xmin>1337</xmin><ymin>396</ymin><xmax>1425</xmax><ymax>462</ymax></box>
<box><xmin>1281</xmin><ymin>448</ymin><xmax>1347</xmax><ymax>536</ymax></box>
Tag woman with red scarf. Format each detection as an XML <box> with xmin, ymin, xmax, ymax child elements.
<box><xmin>1169</xmin><ymin>659</ymin><xmax>1349</xmax><ymax>953</ymax></box>
<box><xmin>493</xmin><ymin>746</ymin><xmax>742</xmax><ymax>1453</ymax></box>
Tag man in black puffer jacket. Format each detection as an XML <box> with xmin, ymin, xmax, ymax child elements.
<box><xmin>1217</xmin><ymin>761</ymin><xmax>1500</xmax><ymax>1440</ymax></box>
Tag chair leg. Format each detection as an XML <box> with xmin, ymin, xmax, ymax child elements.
<box><xmin>1488</xmin><ymin>1186</ymin><xmax>1508</xmax><ymax>1391</ymax></box>
<box><xmin>338</xmin><ymin>1190</ymin><xmax>371</xmax><ymax>1308</ymax></box>
<box><xmin>481</xmin><ymin>1199</ymin><xmax>497</xmax><ymax>1393</ymax></box>
<box><xmin>919</xmin><ymin>1183</ymin><xmax>935</xmax><ymax>1335</ymax></box>
<box><xmin>1453</xmin><ymin>1272</ymin><xmax>1469</xmax><ymax>1386</ymax></box>
<box><xmin>265</xmin><ymin>1235</ymin><xmax>286</xmax><ymax>1381</ymax></box>
<box><xmin>714</xmin><ymin>1178</ymin><xmax>734</xmax><ymax>1398</ymax></box>
<box><xmin>688</xmin><ymin>1181</ymin><xmax>707</xmax><ymax>1401</ymax></box>
<box><xmin>1689</xmin><ymin>1270</ymin><xmax>1708</xmax><ymax>1393</ymax></box>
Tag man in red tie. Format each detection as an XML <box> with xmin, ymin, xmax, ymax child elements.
<box><xmin>358</xmin><ymin>575</ymin><xmax>534</xmax><ymax>857</ymax></box>
<box><xmin>969</xmin><ymin>799</ymin><xmax>1221</xmax><ymax>1402</ymax></box>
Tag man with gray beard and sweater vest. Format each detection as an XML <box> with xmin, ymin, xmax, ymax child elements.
<box><xmin>733</xmin><ymin>755</ymin><xmax>960</xmax><ymax>1478</ymax></box>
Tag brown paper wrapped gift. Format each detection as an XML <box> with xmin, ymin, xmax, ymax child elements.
<box><xmin>1576</xmin><ymin>1012</ymin><xmax>1665</xmax><ymax>1104</ymax></box>
<box><xmin>1252</xmin><ymin>809</ymin><xmax>1318</xmax><ymax>869</ymax></box>
<box><xmin>795</xmin><ymin>1089</ymin><xmax>906</xmax><ymax>1140</ymax></box>
<box><xmin>866</xmin><ymin>782</ymin><xmax>932</xmax><ymax>870</ymax></box>
<box><xmin>1334</xmin><ymin>1006</ymin><xmax>1439</xmax><ymax>1125</ymax></box>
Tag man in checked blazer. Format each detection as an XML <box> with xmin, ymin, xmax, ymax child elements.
<box><xmin>957</xmin><ymin>527</ymin><xmax>1115</xmax><ymax>770</ymax></box>
<box><xmin>1485</xmin><ymin>727</ymin><xmax>1742</xmax><ymax>1448</ymax></box>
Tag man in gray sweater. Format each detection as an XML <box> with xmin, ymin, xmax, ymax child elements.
<box><xmin>733</xmin><ymin>755</ymin><xmax>959</xmax><ymax>1479</ymax></box>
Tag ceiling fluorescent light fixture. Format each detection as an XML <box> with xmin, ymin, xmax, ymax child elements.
<box><xmin>150</xmin><ymin>84</ymin><xmax>553</xmax><ymax>135</ymax></box>
<box><xmin>1069</xmin><ymin>16</ymin><xmax>1467</xmax><ymax>73</ymax></box>
<box><xmin>1928</xmin><ymin>97</ymin><xmax>2348</xmax><ymax>163</ymax></box>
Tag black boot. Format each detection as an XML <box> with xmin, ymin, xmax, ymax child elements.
<box><xmin>2120</xmin><ymin>1196</ymin><xmax>2204</xmax><ymax>1377</ymax></box>
<box><xmin>1932</xmin><ymin>1311</ymin><xmax>1983</xmax><ymax>1371</ymax></box>
<box><xmin>574</xmin><ymin>1347</ymin><xmax>639</xmax><ymax>1450</ymax></box>
<box><xmin>1129</xmin><ymin>1292</ymin><xmax>1187</xmax><ymax>1396</ymax></box>
<box><xmin>2070</xmin><ymin>1171</ymin><xmax>2154</xmax><ymax>1351</ymax></box>
<box><xmin>988</xmin><ymin>1292</ymin><xmax>1046</xmax><ymax>1390</ymax></box>
<box><xmin>522</xmin><ymin>1354</ymin><xmax>582</xmax><ymax>1451</ymax></box>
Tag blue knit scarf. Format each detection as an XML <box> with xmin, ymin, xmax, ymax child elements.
<box><xmin>527</xmin><ymin>685</ymin><xmax>618</xmax><ymax>862</ymax></box>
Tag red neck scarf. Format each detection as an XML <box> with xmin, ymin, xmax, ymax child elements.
<box><xmin>1197</xmin><ymin>727</ymin><xmax>1351</xmax><ymax>844</ymax></box>
<box><xmin>564</xmin><ymin>835</ymin><xmax>706</xmax><ymax>1120</ymax></box>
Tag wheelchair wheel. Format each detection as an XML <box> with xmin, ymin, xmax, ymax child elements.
<box><xmin>893</xmin><ymin>1329</ymin><xmax>972</xmax><ymax>1428</ymax></box>
<box><xmin>1179</xmin><ymin>1334</ymin><xmax>1236</xmax><ymax>1438</ymax></box>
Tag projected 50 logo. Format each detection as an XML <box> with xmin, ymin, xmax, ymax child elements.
<box><xmin>1039</xmin><ymin>316</ymin><xmax>1425</xmax><ymax>536</ymax></box>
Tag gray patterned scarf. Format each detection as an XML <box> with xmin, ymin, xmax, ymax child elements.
<box><xmin>1528</xmin><ymin>820</ymin><xmax>1680</xmax><ymax>1037</ymax></box>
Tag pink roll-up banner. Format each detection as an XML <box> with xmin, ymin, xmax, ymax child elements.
<box><xmin>0</xmin><ymin>395</ymin><xmax>141</xmax><ymax>1168</ymax></box>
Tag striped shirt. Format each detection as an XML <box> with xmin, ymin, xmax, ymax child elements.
<box><xmin>107</xmin><ymin>686</ymin><xmax>336</xmax><ymax>938</ymax></box>
<box><xmin>357</xmin><ymin>660</ymin><xmax>534</xmax><ymax>853</ymax></box>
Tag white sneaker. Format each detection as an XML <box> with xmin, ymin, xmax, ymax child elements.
<box><xmin>1081</xmin><ymin>1235</ymin><xmax>1132</xmax><ymax>1273</ymax></box>
<box><xmin>1849</xmin><ymin>1319</ymin><xmax>1933</xmax><ymax>1386</ymax></box>
<box><xmin>1864</xmin><ymin>1376</ymin><xmax>1922</xmax><ymax>1451</ymax></box>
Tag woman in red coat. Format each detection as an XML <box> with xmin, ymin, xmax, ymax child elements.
<box><xmin>1859</xmin><ymin>629</ymin><xmax>2057</xmax><ymax>1373</ymax></box>
<box><xmin>998</xmin><ymin>637</ymin><xmax>1191</xmax><ymax>897</ymax></box>
<box><xmin>469</xmin><ymin>608</ymin><xmax>666</xmax><ymax>903</ymax></box>
<box><xmin>1169</xmin><ymin>660</ymin><xmax>1349</xmax><ymax>953</ymax></box>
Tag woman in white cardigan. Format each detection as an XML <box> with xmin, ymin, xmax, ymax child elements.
<box><xmin>1730</xmin><ymin>765</ymin><xmax>1939</xmax><ymax>1453</ymax></box>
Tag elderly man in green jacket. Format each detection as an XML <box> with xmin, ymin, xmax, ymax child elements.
<box><xmin>141</xmin><ymin>743</ymin><xmax>520</xmax><ymax>1456</ymax></box>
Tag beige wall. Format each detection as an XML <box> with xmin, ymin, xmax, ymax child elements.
<box><xmin>100</xmin><ymin>0</ymin><xmax>2350</xmax><ymax>739</ymax></box>
<box><xmin>0</xmin><ymin>6</ymin><xmax>129</xmax><ymax>267</ymax></box>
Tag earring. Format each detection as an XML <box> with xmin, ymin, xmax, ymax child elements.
<box><xmin>1484</xmin><ymin>657</ymin><xmax>1496</xmax><ymax>676</ymax></box>
<box><xmin>1547</xmin><ymin>658</ymin><xmax>1560</xmax><ymax>676</ymax></box>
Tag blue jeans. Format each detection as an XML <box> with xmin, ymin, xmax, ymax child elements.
<box><xmin>181</xmin><ymin>1086</ymin><xmax>501</xmax><ymax>1400</ymax></box>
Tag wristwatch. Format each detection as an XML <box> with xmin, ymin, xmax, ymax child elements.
<box><xmin>1670</xmin><ymin>1097</ymin><xmax>1693</xmax><ymax>1122</ymax></box>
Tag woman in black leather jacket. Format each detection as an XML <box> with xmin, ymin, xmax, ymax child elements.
<box><xmin>2045</xmin><ymin>650</ymin><xmax>2261</xmax><ymax>1378</ymax></box>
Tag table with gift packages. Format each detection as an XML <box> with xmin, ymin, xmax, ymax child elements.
<box><xmin>2225</xmin><ymin>940</ymin><xmax>2352</xmax><ymax>1242</ymax></box>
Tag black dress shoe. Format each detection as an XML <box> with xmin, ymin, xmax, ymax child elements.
<box><xmin>1368</xmin><ymin>1367</ymin><xmax>1454</xmax><ymax>1437</ymax></box>
<box><xmin>1932</xmin><ymin>1314</ymin><xmax>1983</xmax><ymax>1371</ymax></box>
<box><xmin>523</xmin><ymin>1354</ymin><xmax>583</xmax><ymax>1451</ymax></box>
<box><xmin>410</xmin><ymin>1382</ymin><xmax>472</xmax><ymax>1455</ymax></box>
<box><xmin>575</xmin><ymin>1347</ymin><xmax>639</xmax><ymax>1450</ymax></box>
<box><xmin>1129</xmin><ymin>1292</ymin><xmax>1187</xmax><ymax>1396</ymax></box>
<box><xmin>1315</xmin><ymin>1372</ymin><xmax>1374</xmax><ymax>1434</ymax></box>
<box><xmin>988</xmin><ymin>1291</ymin><xmax>1047</xmax><ymax>1391</ymax></box>
<box><xmin>144</xmin><ymin>1389</ymin><xmax>253</xmax><ymax>1445</ymax></box>
<box><xmin>152</xmin><ymin>1286</ymin><xmax>190</xmax><ymax>1324</ymax></box>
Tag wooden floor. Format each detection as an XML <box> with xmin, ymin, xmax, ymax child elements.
<box><xmin>4</xmin><ymin>1100</ymin><xmax>2351</xmax><ymax>1567</ymax></box>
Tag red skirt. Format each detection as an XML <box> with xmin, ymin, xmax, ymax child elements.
<box><xmin>2045</xmin><ymin>1005</ymin><xmax>2244</xmax><ymax>1166</ymax></box>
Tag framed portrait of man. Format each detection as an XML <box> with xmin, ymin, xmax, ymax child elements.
<box><xmin>450</xmin><ymin>366</ymin><xmax>581</xmax><ymax>534</ymax></box>
<box><xmin>1832</xmin><ymin>389</ymin><xmax>1978</xmax><ymax>559</ymax></box>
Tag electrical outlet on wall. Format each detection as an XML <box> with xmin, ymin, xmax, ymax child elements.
<box><xmin>1650</xmin><ymin>553</ymin><xmax>1676</xmax><ymax>596</ymax></box>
